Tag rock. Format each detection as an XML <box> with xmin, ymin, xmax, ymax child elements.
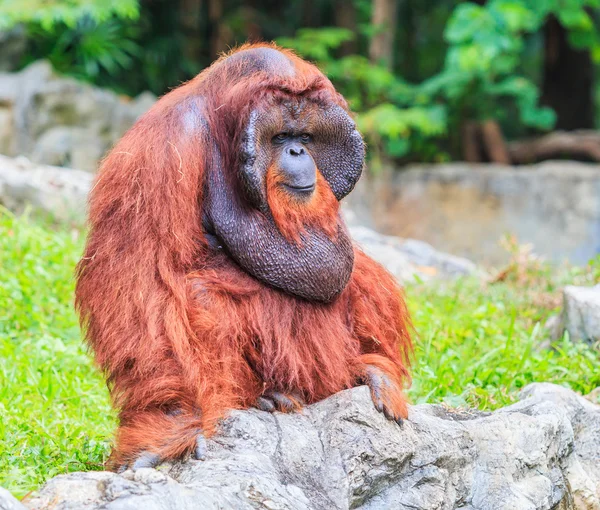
<box><xmin>0</xmin><ymin>60</ymin><xmax>156</xmax><ymax>171</ymax></box>
<box><xmin>350</xmin><ymin>224</ymin><xmax>480</xmax><ymax>283</ymax></box>
<box><xmin>558</xmin><ymin>285</ymin><xmax>600</xmax><ymax>345</ymax></box>
<box><xmin>346</xmin><ymin>162</ymin><xmax>600</xmax><ymax>265</ymax></box>
<box><xmin>0</xmin><ymin>487</ymin><xmax>26</xmax><ymax>510</ymax></box>
<box><xmin>30</xmin><ymin>127</ymin><xmax>106</xmax><ymax>171</ymax></box>
<box><xmin>0</xmin><ymin>154</ymin><xmax>93</xmax><ymax>222</ymax></box>
<box><xmin>21</xmin><ymin>383</ymin><xmax>600</xmax><ymax>510</ymax></box>
<box><xmin>544</xmin><ymin>314</ymin><xmax>563</xmax><ymax>341</ymax></box>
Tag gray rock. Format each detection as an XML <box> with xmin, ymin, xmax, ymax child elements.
<box><xmin>346</xmin><ymin>162</ymin><xmax>600</xmax><ymax>265</ymax></box>
<box><xmin>0</xmin><ymin>60</ymin><xmax>156</xmax><ymax>171</ymax></box>
<box><xmin>544</xmin><ymin>314</ymin><xmax>563</xmax><ymax>341</ymax></box>
<box><xmin>350</xmin><ymin>224</ymin><xmax>480</xmax><ymax>283</ymax></box>
<box><xmin>22</xmin><ymin>383</ymin><xmax>600</xmax><ymax>510</ymax></box>
<box><xmin>30</xmin><ymin>127</ymin><xmax>106</xmax><ymax>171</ymax></box>
<box><xmin>560</xmin><ymin>285</ymin><xmax>600</xmax><ymax>345</ymax></box>
<box><xmin>0</xmin><ymin>154</ymin><xmax>93</xmax><ymax>222</ymax></box>
<box><xmin>0</xmin><ymin>487</ymin><xmax>26</xmax><ymax>510</ymax></box>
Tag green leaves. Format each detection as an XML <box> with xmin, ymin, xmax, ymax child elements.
<box><xmin>49</xmin><ymin>17</ymin><xmax>140</xmax><ymax>79</ymax></box>
<box><xmin>279</xmin><ymin>28</ymin><xmax>450</xmax><ymax>162</ymax></box>
<box><xmin>445</xmin><ymin>3</ymin><xmax>492</xmax><ymax>44</ymax></box>
<box><xmin>0</xmin><ymin>0</ymin><xmax>139</xmax><ymax>31</ymax></box>
<box><xmin>408</xmin><ymin>276</ymin><xmax>600</xmax><ymax>410</ymax></box>
<box><xmin>277</xmin><ymin>27</ymin><xmax>354</xmax><ymax>62</ymax></box>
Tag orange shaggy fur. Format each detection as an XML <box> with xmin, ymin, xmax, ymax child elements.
<box><xmin>267</xmin><ymin>166</ymin><xmax>339</xmax><ymax>242</ymax></box>
<box><xmin>75</xmin><ymin>42</ymin><xmax>412</xmax><ymax>466</ymax></box>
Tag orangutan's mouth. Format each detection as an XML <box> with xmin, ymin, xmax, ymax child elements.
<box><xmin>283</xmin><ymin>183</ymin><xmax>316</xmax><ymax>194</ymax></box>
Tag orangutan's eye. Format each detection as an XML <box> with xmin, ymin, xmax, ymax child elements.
<box><xmin>273</xmin><ymin>133</ymin><xmax>289</xmax><ymax>143</ymax></box>
<box><xmin>300</xmin><ymin>133</ymin><xmax>312</xmax><ymax>143</ymax></box>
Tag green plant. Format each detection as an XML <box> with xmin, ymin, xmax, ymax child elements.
<box><xmin>522</xmin><ymin>0</ymin><xmax>600</xmax><ymax>60</ymax></box>
<box><xmin>0</xmin><ymin>0</ymin><xmax>138</xmax><ymax>31</ymax></box>
<box><xmin>26</xmin><ymin>16</ymin><xmax>141</xmax><ymax>81</ymax></box>
<box><xmin>279</xmin><ymin>0</ymin><xmax>600</xmax><ymax>162</ymax></box>
<box><xmin>421</xmin><ymin>0</ymin><xmax>556</xmax><ymax>141</ymax></box>
<box><xmin>1</xmin><ymin>0</ymin><xmax>140</xmax><ymax>91</ymax></box>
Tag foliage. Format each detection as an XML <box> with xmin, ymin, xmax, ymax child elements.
<box><xmin>3</xmin><ymin>0</ymin><xmax>600</xmax><ymax>158</ymax></box>
<box><xmin>278</xmin><ymin>1</ymin><xmax>564</xmax><ymax>162</ymax></box>
<box><xmin>423</xmin><ymin>0</ymin><xmax>556</xmax><ymax>132</ymax></box>
<box><xmin>522</xmin><ymin>0</ymin><xmax>600</xmax><ymax>60</ymax></box>
<box><xmin>409</xmin><ymin>278</ymin><xmax>600</xmax><ymax>409</ymax></box>
<box><xmin>1</xmin><ymin>0</ymin><xmax>140</xmax><ymax>91</ymax></box>
<box><xmin>410</xmin><ymin>235</ymin><xmax>600</xmax><ymax>409</ymax></box>
<box><xmin>0</xmin><ymin>0</ymin><xmax>138</xmax><ymax>31</ymax></box>
<box><xmin>24</xmin><ymin>17</ymin><xmax>140</xmax><ymax>82</ymax></box>
<box><xmin>279</xmin><ymin>0</ymin><xmax>600</xmax><ymax>161</ymax></box>
<box><xmin>1</xmin><ymin>213</ymin><xmax>599</xmax><ymax>495</ymax></box>
<box><xmin>0</xmin><ymin>209</ymin><xmax>113</xmax><ymax>497</ymax></box>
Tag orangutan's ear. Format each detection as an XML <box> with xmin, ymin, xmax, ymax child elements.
<box><xmin>309</xmin><ymin>105</ymin><xmax>365</xmax><ymax>200</ymax></box>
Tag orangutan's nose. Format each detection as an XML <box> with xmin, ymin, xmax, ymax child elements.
<box><xmin>280</xmin><ymin>144</ymin><xmax>316</xmax><ymax>194</ymax></box>
<box><xmin>287</xmin><ymin>146</ymin><xmax>306</xmax><ymax>157</ymax></box>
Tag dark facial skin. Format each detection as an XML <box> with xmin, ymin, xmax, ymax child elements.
<box><xmin>272</xmin><ymin>132</ymin><xmax>317</xmax><ymax>196</ymax></box>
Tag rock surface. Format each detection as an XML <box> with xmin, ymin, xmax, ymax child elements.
<box><xmin>346</xmin><ymin>162</ymin><xmax>600</xmax><ymax>265</ymax></box>
<box><xmin>0</xmin><ymin>487</ymin><xmax>26</xmax><ymax>510</ymax></box>
<box><xmin>350</xmin><ymin>224</ymin><xmax>480</xmax><ymax>282</ymax></box>
<box><xmin>0</xmin><ymin>154</ymin><xmax>93</xmax><ymax>222</ymax></box>
<box><xmin>558</xmin><ymin>285</ymin><xmax>600</xmax><ymax>345</ymax></box>
<box><xmin>0</xmin><ymin>61</ymin><xmax>155</xmax><ymax>171</ymax></box>
<box><xmin>19</xmin><ymin>383</ymin><xmax>600</xmax><ymax>510</ymax></box>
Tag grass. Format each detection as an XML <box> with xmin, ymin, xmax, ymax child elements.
<box><xmin>0</xmin><ymin>209</ymin><xmax>113</xmax><ymax>497</ymax></box>
<box><xmin>1</xmin><ymin>209</ymin><xmax>599</xmax><ymax>496</ymax></box>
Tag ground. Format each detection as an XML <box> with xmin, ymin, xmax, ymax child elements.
<box><xmin>1</xmin><ymin>207</ymin><xmax>599</xmax><ymax>497</ymax></box>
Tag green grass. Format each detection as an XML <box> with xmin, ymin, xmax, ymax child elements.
<box><xmin>0</xmin><ymin>209</ymin><xmax>599</xmax><ymax>496</ymax></box>
<box><xmin>0</xmin><ymin>209</ymin><xmax>114</xmax><ymax>497</ymax></box>
<box><xmin>408</xmin><ymin>278</ymin><xmax>600</xmax><ymax>409</ymax></box>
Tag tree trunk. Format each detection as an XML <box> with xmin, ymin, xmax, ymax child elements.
<box><xmin>334</xmin><ymin>0</ymin><xmax>358</xmax><ymax>56</ymax></box>
<box><xmin>508</xmin><ymin>130</ymin><xmax>600</xmax><ymax>163</ymax></box>
<box><xmin>180</xmin><ymin>0</ymin><xmax>203</xmax><ymax>65</ymax></box>
<box><xmin>541</xmin><ymin>16</ymin><xmax>594</xmax><ymax>130</ymax></box>
<box><xmin>369</xmin><ymin>0</ymin><xmax>398</xmax><ymax>69</ymax></box>
<box><xmin>207</xmin><ymin>0</ymin><xmax>229</xmax><ymax>61</ymax></box>
<box><xmin>481</xmin><ymin>120</ymin><xmax>510</xmax><ymax>164</ymax></box>
<box><xmin>462</xmin><ymin>121</ymin><xmax>482</xmax><ymax>163</ymax></box>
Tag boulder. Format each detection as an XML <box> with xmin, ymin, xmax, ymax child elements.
<box><xmin>0</xmin><ymin>61</ymin><xmax>156</xmax><ymax>171</ymax></box>
<box><xmin>21</xmin><ymin>383</ymin><xmax>600</xmax><ymax>510</ymax></box>
<box><xmin>558</xmin><ymin>285</ymin><xmax>600</xmax><ymax>345</ymax></box>
<box><xmin>0</xmin><ymin>487</ymin><xmax>26</xmax><ymax>510</ymax></box>
<box><xmin>0</xmin><ymin>154</ymin><xmax>93</xmax><ymax>222</ymax></box>
<box><xmin>350</xmin><ymin>225</ymin><xmax>480</xmax><ymax>282</ymax></box>
<box><xmin>346</xmin><ymin>162</ymin><xmax>600</xmax><ymax>265</ymax></box>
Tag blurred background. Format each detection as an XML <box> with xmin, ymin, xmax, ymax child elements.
<box><xmin>2</xmin><ymin>0</ymin><xmax>600</xmax><ymax>264</ymax></box>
